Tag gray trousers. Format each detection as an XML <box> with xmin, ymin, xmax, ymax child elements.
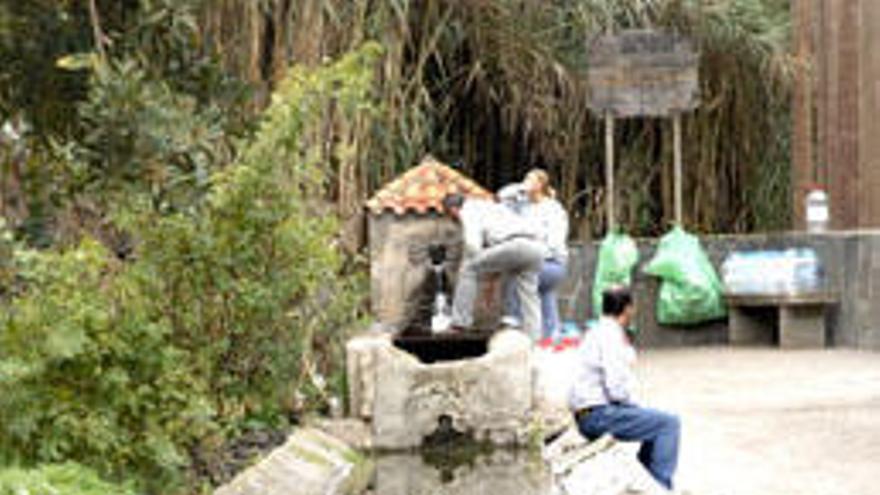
<box><xmin>451</xmin><ymin>237</ymin><xmax>544</xmax><ymax>338</ymax></box>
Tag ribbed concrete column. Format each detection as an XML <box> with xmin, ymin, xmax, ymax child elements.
<box><xmin>812</xmin><ymin>0</ymin><xmax>880</xmax><ymax>229</ymax></box>
<box><xmin>791</xmin><ymin>0</ymin><xmax>815</xmax><ymax>230</ymax></box>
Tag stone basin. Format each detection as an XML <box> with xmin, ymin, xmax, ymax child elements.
<box><xmin>346</xmin><ymin>329</ymin><xmax>535</xmax><ymax>450</ymax></box>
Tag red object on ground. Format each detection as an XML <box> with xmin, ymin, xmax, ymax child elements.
<box><xmin>552</xmin><ymin>336</ymin><xmax>581</xmax><ymax>352</ymax></box>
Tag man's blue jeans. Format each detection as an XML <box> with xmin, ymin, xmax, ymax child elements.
<box><xmin>575</xmin><ymin>403</ymin><xmax>680</xmax><ymax>490</ymax></box>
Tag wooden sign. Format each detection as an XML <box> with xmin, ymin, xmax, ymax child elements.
<box><xmin>587</xmin><ymin>30</ymin><xmax>699</xmax><ymax>117</ymax></box>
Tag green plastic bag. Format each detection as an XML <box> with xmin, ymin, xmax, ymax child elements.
<box><xmin>592</xmin><ymin>232</ymin><xmax>639</xmax><ymax>317</ymax></box>
<box><xmin>644</xmin><ymin>227</ymin><xmax>727</xmax><ymax>325</ymax></box>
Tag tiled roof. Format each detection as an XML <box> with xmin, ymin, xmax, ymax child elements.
<box><xmin>366</xmin><ymin>155</ymin><xmax>492</xmax><ymax>215</ymax></box>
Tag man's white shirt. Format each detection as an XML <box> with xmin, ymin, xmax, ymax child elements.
<box><xmin>568</xmin><ymin>316</ymin><xmax>638</xmax><ymax>411</ymax></box>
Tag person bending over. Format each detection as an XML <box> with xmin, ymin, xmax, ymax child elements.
<box><xmin>442</xmin><ymin>193</ymin><xmax>544</xmax><ymax>338</ymax></box>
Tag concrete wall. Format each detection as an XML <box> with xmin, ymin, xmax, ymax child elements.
<box><xmin>559</xmin><ymin>231</ymin><xmax>880</xmax><ymax>350</ymax></box>
<box><xmin>368</xmin><ymin>212</ymin><xmax>500</xmax><ymax>332</ymax></box>
<box><xmin>369</xmin><ymin>212</ymin><xmax>461</xmax><ymax>331</ymax></box>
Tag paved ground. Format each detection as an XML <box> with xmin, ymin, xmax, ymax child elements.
<box><xmin>635</xmin><ymin>348</ymin><xmax>880</xmax><ymax>495</ymax></box>
<box><xmin>358</xmin><ymin>346</ymin><xmax>880</xmax><ymax>495</ymax></box>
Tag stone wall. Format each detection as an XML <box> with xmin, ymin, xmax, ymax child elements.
<box><xmin>369</xmin><ymin>212</ymin><xmax>501</xmax><ymax>332</ymax></box>
<box><xmin>559</xmin><ymin>231</ymin><xmax>880</xmax><ymax>350</ymax></box>
<box><xmin>346</xmin><ymin>330</ymin><xmax>535</xmax><ymax>450</ymax></box>
<box><xmin>369</xmin><ymin>212</ymin><xmax>461</xmax><ymax>331</ymax></box>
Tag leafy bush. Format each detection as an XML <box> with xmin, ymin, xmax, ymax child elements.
<box><xmin>0</xmin><ymin>239</ymin><xmax>211</xmax><ymax>487</ymax></box>
<box><xmin>0</xmin><ymin>463</ymin><xmax>135</xmax><ymax>495</ymax></box>
<box><xmin>132</xmin><ymin>40</ymin><xmax>378</xmax><ymax>427</ymax></box>
<box><xmin>0</xmin><ymin>43</ymin><xmax>379</xmax><ymax>492</ymax></box>
<box><xmin>73</xmin><ymin>60</ymin><xmax>236</xmax><ymax>213</ymax></box>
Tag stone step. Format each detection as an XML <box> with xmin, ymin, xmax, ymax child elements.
<box><xmin>544</xmin><ymin>428</ymin><xmax>669</xmax><ymax>495</ymax></box>
<box><xmin>213</xmin><ymin>427</ymin><xmax>370</xmax><ymax>495</ymax></box>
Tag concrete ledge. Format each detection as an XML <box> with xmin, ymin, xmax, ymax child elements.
<box><xmin>213</xmin><ymin>427</ymin><xmax>371</xmax><ymax>495</ymax></box>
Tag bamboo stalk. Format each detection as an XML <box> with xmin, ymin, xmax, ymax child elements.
<box><xmin>87</xmin><ymin>0</ymin><xmax>107</xmax><ymax>63</ymax></box>
<box><xmin>191</xmin><ymin>0</ymin><xmax>795</xmax><ymax>237</ymax></box>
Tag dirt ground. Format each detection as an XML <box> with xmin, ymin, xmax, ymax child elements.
<box><xmin>635</xmin><ymin>348</ymin><xmax>880</xmax><ymax>495</ymax></box>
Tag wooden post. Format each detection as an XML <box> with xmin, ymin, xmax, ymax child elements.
<box><xmin>605</xmin><ymin>111</ymin><xmax>615</xmax><ymax>232</ymax></box>
<box><xmin>673</xmin><ymin>113</ymin><xmax>683</xmax><ymax>226</ymax></box>
<box><xmin>792</xmin><ymin>0</ymin><xmax>815</xmax><ymax>230</ymax></box>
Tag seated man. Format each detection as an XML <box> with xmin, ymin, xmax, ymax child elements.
<box><xmin>441</xmin><ymin>193</ymin><xmax>544</xmax><ymax>338</ymax></box>
<box><xmin>568</xmin><ymin>286</ymin><xmax>681</xmax><ymax>490</ymax></box>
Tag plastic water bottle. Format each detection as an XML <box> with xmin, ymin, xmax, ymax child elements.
<box><xmin>766</xmin><ymin>250</ymin><xmax>784</xmax><ymax>294</ymax></box>
<box><xmin>722</xmin><ymin>253</ymin><xmax>736</xmax><ymax>292</ymax></box>
<box><xmin>782</xmin><ymin>249</ymin><xmax>797</xmax><ymax>294</ymax></box>
<box><xmin>806</xmin><ymin>189</ymin><xmax>829</xmax><ymax>233</ymax></box>
<box><xmin>752</xmin><ymin>251</ymin><xmax>765</xmax><ymax>294</ymax></box>
<box><xmin>723</xmin><ymin>252</ymin><xmax>747</xmax><ymax>293</ymax></box>
<box><xmin>734</xmin><ymin>251</ymin><xmax>753</xmax><ymax>293</ymax></box>
<box><xmin>794</xmin><ymin>248</ymin><xmax>820</xmax><ymax>292</ymax></box>
<box><xmin>753</xmin><ymin>251</ymin><xmax>765</xmax><ymax>294</ymax></box>
<box><xmin>752</xmin><ymin>251</ymin><xmax>768</xmax><ymax>294</ymax></box>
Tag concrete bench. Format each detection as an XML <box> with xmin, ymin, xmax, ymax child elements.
<box><xmin>725</xmin><ymin>292</ymin><xmax>838</xmax><ymax>349</ymax></box>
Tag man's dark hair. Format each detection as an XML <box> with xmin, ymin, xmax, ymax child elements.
<box><xmin>441</xmin><ymin>193</ymin><xmax>465</xmax><ymax>213</ymax></box>
<box><xmin>602</xmin><ymin>285</ymin><xmax>633</xmax><ymax>317</ymax></box>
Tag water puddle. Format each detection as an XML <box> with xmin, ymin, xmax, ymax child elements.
<box><xmin>367</xmin><ymin>447</ymin><xmax>551</xmax><ymax>495</ymax></box>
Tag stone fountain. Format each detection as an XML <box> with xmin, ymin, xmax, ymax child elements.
<box><xmin>353</xmin><ymin>156</ymin><xmax>540</xmax><ymax>450</ymax></box>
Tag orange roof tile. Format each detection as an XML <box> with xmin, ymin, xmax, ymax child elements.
<box><xmin>366</xmin><ymin>155</ymin><xmax>493</xmax><ymax>215</ymax></box>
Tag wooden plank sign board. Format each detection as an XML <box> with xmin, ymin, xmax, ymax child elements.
<box><xmin>587</xmin><ymin>30</ymin><xmax>699</xmax><ymax>117</ymax></box>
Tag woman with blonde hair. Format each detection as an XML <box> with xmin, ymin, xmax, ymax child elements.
<box><xmin>498</xmin><ymin>169</ymin><xmax>570</xmax><ymax>345</ymax></box>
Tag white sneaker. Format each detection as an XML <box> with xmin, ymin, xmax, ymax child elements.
<box><xmin>500</xmin><ymin>315</ymin><xmax>521</xmax><ymax>328</ymax></box>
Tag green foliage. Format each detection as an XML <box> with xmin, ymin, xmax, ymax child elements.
<box><xmin>0</xmin><ymin>1</ymin><xmax>91</xmax><ymax>139</ymax></box>
<box><xmin>0</xmin><ymin>0</ymin><xmax>249</xmax><ymax>141</ymax></box>
<box><xmin>0</xmin><ymin>220</ymin><xmax>20</xmax><ymax>297</ymax></box>
<box><xmin>72</xmin><ymin>60</ymin><xmax>235</xmax><ymax>212</ymax></box>
<box><xmin>214</xmin><ymin>0</ymin><xmax>795</xmax><ymax>235</ymax></box>
<box><xmin>0</xmin><ymin>239</ymin><xmax>211</xmax><ymax>488</ymax></box>
<box><xmin>0</xmin><ymin>463</ymin><xmax>135</xmax><ymax>495</ymax></box>
<box><xmin>61</xmin><ymin>0</ymin><xmax>252</xmax><ymax>215</ymax></box>
<box><xmin>133</xmin><ymin>42</ymin><xmax>378</xmax><ymax>425</ymax></box>
<box><xmin>0</xmin><ymin>0</ymin><xmax>252</xmax><ymax>247</ymax></box>
<box><xmin>0</xmin><ymin>44</ymin><xmax>378</xmax><ymax>491</ymax></box>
